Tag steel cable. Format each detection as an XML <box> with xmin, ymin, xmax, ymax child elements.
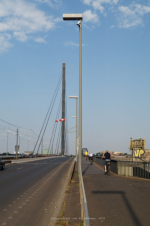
<box><xmin>47</xmin><ymin>96</ymin><xmax>62</xmax><ymax>155</ymax></box>
<box><xmin>35</xmin><ymin>75</ymin><xmax>62</xmax><ymax>154</ymax></box>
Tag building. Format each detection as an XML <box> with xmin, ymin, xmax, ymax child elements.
<box><xmin>24</xmin><ymin>151</ymin><xmax>33</xmax><ymax>156</ymax></box>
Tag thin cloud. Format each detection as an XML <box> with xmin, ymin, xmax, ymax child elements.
<box><xmin>82</xmin><ymin>0</ymin><xmax>119</xmax><ymax>14</ymax></box>
<box><xmin>35</xmin><ymin>0</ymin><xmax>62</xmax><ymax>8</ymax></box>
<box><xmin>34</xmin><ymin>37</ymin><xmax>47</xmax><ymax>43</ymax></box>
<box><xmin>0</xmin><ymin>33</ymin><xmax>12</xmax><ymax>53</ymax></box>
<box><xmin>0</xmin><ymin>0</ymin><xmax>59</xmax><ymax>52</ymax></box>
<box><xmin>65</xmin><ymin>42</ymin><xmax>86</xmax><ymax>47</ymax></box>
<box><xmin>81</xmin><ymin>0</ymin><xmax>150</xmax><ymax>29</ymax></box>
<box><xmin>65</xmin><ymin>42</ymin><xmax>79</xmax><ymax>47</ymax></box>
<box><xmin>118</xmin><ymin>3</ymin><xmax>150</xmax><ymax>28</ymax></box>
<box><xmin>83</xmin><ymin>10</ymin><xmax>99</xmax><ymax>23</ymax></box>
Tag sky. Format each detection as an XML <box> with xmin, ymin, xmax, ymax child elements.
<box><xmin>0</xmin><ymin>0</ymin><xmax>150</xmax><ymax>155</ymax></box>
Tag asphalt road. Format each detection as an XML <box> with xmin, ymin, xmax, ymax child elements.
<box><xmin>0</xmin><ymin>157</ymin><xmax>74</xmax><ymax>226</ymax></box>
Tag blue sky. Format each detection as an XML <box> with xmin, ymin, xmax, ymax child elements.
<box><xmin>0</xmin><ymin>0</ymin><xmax>150</xmax><ymax>154</ymax></box>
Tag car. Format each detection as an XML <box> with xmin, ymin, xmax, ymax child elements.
<box><xmin>0</xmin><ymin>158</ymin><xmax>5</xmax><ymax>170</ymax></box>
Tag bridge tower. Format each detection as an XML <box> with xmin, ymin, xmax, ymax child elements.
<box><xmin>61</xmin><ymin>63</ymin><xmax>65</xmax><ymax>155</ymax></box>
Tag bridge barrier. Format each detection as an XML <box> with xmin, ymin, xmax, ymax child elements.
<box><xmin>78</xmin><ymin>158</ymin><xmax>90</xmax><ymax>226</ymax></box>
<box><xmin>95</xmin><ymin>157</ymin><xmax>150</xmax><ymax>179</ymax></box>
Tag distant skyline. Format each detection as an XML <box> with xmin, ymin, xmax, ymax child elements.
<box><xmin>0</xmin><ymin>0</ymin><xmax>150</xmax><ymax>154</ymax></box>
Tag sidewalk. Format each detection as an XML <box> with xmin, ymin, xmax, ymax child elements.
<box><xmin>82</xmin><ymin>158</ymin><xmax>150</xmax><ymax>226</ymax></box>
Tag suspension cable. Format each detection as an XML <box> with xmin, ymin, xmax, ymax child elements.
<box><xmin>49</xmin><ymin>97</ymin><xmax>62</xmax><ymax>154</ymax></box>
<box><xmin>35</xmin><ymin>74</ymin><xmax>62</xmax><ymax>154</ymax></box>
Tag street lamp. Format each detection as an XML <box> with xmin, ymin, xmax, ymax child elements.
<box><xmin>5</xmin><ymin>129</ymin><xmax>16</xmax><ymax>156</ymax></box>
<box><xmin>69</xmin><ymin>96</ymin><xmax>78</xmax><ymax>163</ymax></box>
<box><xmin>64</xmin><ymin>14</ymin><xmax>83</xmax><ymax>169</ymax></box>
<box><xmin>72</xmin><ymin>116</ymin><xmax>77</xmax><ymax>161</ymax></box>
<box><xmin>27</xmin><ymin>137</ymin><xmax>30</xmax><ymax>152</ymax></box>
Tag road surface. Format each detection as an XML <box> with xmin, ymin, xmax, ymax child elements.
<box><xmin>0</xmin><ymin>157</ymin><xmax>73</xmax><ymax>226</ymax></box>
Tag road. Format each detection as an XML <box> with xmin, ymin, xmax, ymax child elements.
<box><xmin>0</xmin><ymin>157</ymin><xmax>73</xmax><ymax>226</ymax></box>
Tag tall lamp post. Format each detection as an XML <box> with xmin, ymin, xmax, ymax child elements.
<box><xmin>69</xmin><ymin>96</ymin><xmax>78</xmax><ymax>162</ymax></box>
<box><xmin>63</xmin><ymin>14</ymin><xmax>83</xmax><ymax>168</ymax></box>
<box><xmin>72</xmin><ymin>116</ymin><xmax>77</xmax><ymax>161</ymax></box>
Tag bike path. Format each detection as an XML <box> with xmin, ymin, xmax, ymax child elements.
<box><xmin>82</xmin><ymin>158</ymin><xmax>150</xmax><ymax>226</ymax></box>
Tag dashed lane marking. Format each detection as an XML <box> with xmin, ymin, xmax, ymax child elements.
<box><xmin>17</xmin><ymin>167</ymin><xmax>23</xmax><ymax>170</ymax></box>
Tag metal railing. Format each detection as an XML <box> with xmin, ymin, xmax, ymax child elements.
<box><xmin>118</xmin><ymin>161</ymin><xmax>150</xmax><ymax>179</ymax></box>
<box><xmin>95</xmin><ymin>157</ymin><xmax>150</xmax><ymax>179</ymax></box>
<box><xmin>78</xmin><ymin>156</ymin><xmax>90</xmax><ymax>226</ymax></box>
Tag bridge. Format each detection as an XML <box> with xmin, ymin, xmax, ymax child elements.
<box><xmin>0</xmin><ymin>6</ymin><xmax>150</xmax><ymax>226</ymax></box>
<box><xmin>1</xmin><ymin>156</ymin><xmax>150</xmax><ymax>226</ymax></box>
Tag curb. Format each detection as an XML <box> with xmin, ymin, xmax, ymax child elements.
<box><xmin>4</xmin><ymin>160</ymin><xmax>12</xmax><ymax>164</ymax></box>
<box><xmin>55</xmin><ymin>158</ymin><xmax>76</xmax><ymax>225</ymax></box>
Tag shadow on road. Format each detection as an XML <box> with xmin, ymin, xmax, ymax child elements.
<box><xmin>82</xmin><ymin>163</ymin><xmax>91</xmax><ymax>176</ymax></box>
<box><xmin>92</xmin><ymin>190</ymin><xmax>142</xmax><ymax>226</ymax></box>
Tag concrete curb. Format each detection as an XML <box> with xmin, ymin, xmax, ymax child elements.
<box><xmin>4</xmin><ymin>160</ymin><xmax>11</xmax><ymax>164</ymax></box>
<box><xmin>55</xmin><ymin>158</ymin><xmax>76</xmax><ymax>225</ymax></box>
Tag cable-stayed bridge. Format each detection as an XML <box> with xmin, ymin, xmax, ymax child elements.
<box><xmin>0</xmin><ymin>63</ymin><xmax>69</xmax><ymax>158</ymax></box>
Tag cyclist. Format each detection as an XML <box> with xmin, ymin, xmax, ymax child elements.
<box><xmin>88</xmin><ymin>152</ymin><xmax>93</xmax><ymax>164</ymax></box>
<box><xmin>85</xmin><ymin>151</ymin><xmax>88</xmax><ymax>160</ymax></box>
<box><xmin>102</xmin><ymin>150</ymin><xmax>111</xmax><ymax>174</ymax></box>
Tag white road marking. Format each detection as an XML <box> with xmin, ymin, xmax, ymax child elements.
<box><xmin>1</xmin><ymin>158</ymin><xmax>72</xmax><ymax>224</ymax></box>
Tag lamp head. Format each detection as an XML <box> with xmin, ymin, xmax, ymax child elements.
<box><xmin>69</xmin><ymin>96</ymin><xmax>78</xmax><ymax>99</ymax></box>
<box><xmin>77</xmin><ymin>20</ymin><xmax>81</xmax><ymax>28</ymax></box>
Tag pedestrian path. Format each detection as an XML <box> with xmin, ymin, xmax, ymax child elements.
<box><xmin>82</xmin><ymin>158</ymin><xmax>150</xmax><ymax>226</ymax></box>
<box><xmin>82</xmin><ymin>158</ymin><xmax>104</xmax><ymax>175</ymax></box>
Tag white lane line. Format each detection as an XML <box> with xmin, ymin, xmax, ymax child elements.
<box><xmin>12</xmin><ymin>157</ymin><xmax>59</xmax><ymax>164</ymax></box>
<box><xmin>17</xmin><ymin>167</ymin><xmax>23</xmax><ymax>170</ymax></box>
<box><xmin>1</xmin><ymin>158</ymin><xmax>72</xmax><ymax>224</ymax></box>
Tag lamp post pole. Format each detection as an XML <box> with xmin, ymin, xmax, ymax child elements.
<box><xmin>16</xmin><ymin>129</ymin><xmax>18</xmax><ymax>159</ymax></box>
<box><xmin>63</xmin><ymin>14</ymin><xmax>83</xmax><ymax>168</ymax></box>
<box><xmin>76</xmin><ymin>98</ymin><xmax>78</xmax><ymax>162</ymax></box>
<box><xmin>7</xmin><ymin>131</ymin><xmax>9</xmax><ymax>156</ymax></box>
<box><xmin>79</xmin><ymin>19</ymin><xmax>82</xmax><ymax>168</ymax></box>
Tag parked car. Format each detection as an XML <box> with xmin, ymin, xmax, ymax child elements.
<box><xmin>0</xmin><ymin>158</ymin><xmax>5</xmax><ymax>170</ymax></box>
